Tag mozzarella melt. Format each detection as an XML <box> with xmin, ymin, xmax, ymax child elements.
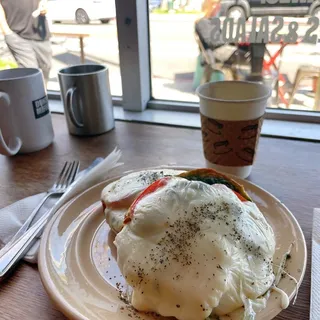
<box><xmin>102</xmin><ymin>169</ymin><xmax>182</xmax><ymax>232</ymax></box>
<box><xmin>115</xmin><ymin>177</ymin><xmax>276</xmax><ymax>320</ymax></box>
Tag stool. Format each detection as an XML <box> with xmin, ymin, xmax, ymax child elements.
<box><xmin>289</xmin><ymin>65</ymin><xmax>320</xmax><ymax>111</ymax></box>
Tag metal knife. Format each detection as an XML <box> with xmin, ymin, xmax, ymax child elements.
<box><xmin>310</xmin><ymin>208</ymin><xmax>320</xmax><ymax>319</ymax></box>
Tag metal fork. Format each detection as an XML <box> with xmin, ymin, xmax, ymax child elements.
<box><xmin>0</xmin><ymin>161</ymin><xmax>80</xmax><ymax>281</ymax></box>
<box><xmin>4</xmin><ymin>161</ymin><xmax>80</xmax><ymax>250</ymax></box>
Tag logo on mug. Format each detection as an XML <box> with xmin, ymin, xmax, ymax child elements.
<box><xmin>33</xmin><ymin>95</ymin><xmax>49</xmax><ymax>119</ymax></box>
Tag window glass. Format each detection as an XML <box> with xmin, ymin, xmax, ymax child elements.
<box><xmin>0</xmin><ymin>0</ymin><xmax>121</xmax><ymax>96</ymax></box>
<box><xmin>149</xmin><ymin>0</ymin><xmax>320</xmax><ymax>112</ymax></box>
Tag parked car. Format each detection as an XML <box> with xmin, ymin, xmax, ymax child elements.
<box><xmin>47</xmin><ymin>0</ymin><xmax>116</xmax><ymax>24</ymax></box>
<box><xmin>220</xmin><ymin>0</ymin><xmax>320</xmax><ymax>19</ymax></box>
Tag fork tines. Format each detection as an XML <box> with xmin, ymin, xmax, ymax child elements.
<box><xmin>55</xmin><ymin>161</ymin><xmax>80</xmax><ymax>189</ymax></box>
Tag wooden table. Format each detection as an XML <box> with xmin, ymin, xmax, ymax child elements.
<box><xmin>52</xmin><ymin>32</ymin><xmax>90</xmax><ymax>64</ymax></box>
<box><xmin>0</xmin><ymin>114</ymin><xmax>319</xmax><ymax>319</ymax></box>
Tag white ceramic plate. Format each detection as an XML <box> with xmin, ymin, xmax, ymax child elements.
<box><xmin>38</xmin><ymin>167</ymin><xmax>307</xmax><ymax>320</ymax></box>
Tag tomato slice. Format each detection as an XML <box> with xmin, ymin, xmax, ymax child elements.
<box><xmin>233</xmin><ymin>191</ymin><xmax>247</xmax><ymax>202</ymax></box>
<box><xmin>123</xmin><ymin>177</ymin><xmax>247</xmax><ymax>225</ymax></box>
<box><xmin>124</xmin><ymin>177</ymin><xmax>170</xmax><ymax>224</ymax></box>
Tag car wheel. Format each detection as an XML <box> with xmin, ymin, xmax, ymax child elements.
<box><xmin>100</xmin><ymin>19</ymin><xmax>111</xmax><ymax>24</ymax></box>
<box><xmin>75</xmin><ymin>8</ymin><xmax>90</xmax><ymax>24</ymax></box>
<box><xmin>227</xmin><ymin>6</ymin><xmax>246</xmax><ymax>20</ymax></box>
<box><xmin>313</xmin><ymin>7</ymin><xmax>320</xmax><ymax>18</ymax></box>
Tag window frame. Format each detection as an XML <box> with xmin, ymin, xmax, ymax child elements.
<box><xmin>147</xmin><ymin>99</ymin><xmax>320</xmax><ymax>123</ymax></box>
<box><xmin>48</xmin><ymin>91</ymin><xmax>320</xmax><ymax>124</ymax></box>
<box><xmin>114</xmin><ymin>0</ymin><xmax>151</xmax><ymax>111</ymax></box>
<box><xmin>111</xmin><ymin>1</ymin><xmax>320</xmax><ymax>123</ymax></box>
<box><xmin>49</xmin><ymin>1</ymin><xmax>320</xmax><ymax>125</ymax></box>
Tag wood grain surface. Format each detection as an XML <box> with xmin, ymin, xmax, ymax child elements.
<box><xmin>0</xmin><ymin>114</ymin><xmax>319</xmax><ymax>320</ymax></box>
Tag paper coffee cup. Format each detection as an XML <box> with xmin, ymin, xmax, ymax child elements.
<box><xmin>196</xmin><ymin>81</ymin><xmax>271</xmax><ymax>179</ymax></box>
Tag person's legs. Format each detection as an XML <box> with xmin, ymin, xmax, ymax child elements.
<box><xmin>31</xmin><ymin>40</ymin><xmax>52</xmax><ymax>84</ymax></box>
<box><xmin>4</xmin><ymin>33</ymin><xmax>38</xmax><ymax>68</ymax></box>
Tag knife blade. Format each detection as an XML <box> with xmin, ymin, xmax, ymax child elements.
<box><xmin>310</xmin><ymin>208</ymin><xmax>320</xmax><ymax>319</ymax></box>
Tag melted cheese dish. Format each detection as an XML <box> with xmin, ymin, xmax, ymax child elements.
<box><xmin>115</xmin><ymin>177</ymin><xmax>276</xmax><ymax>320</ymax></box>
<box><xmin>101</xmin><ymin>169</ymin><xmax>182</xmax><ymax>233</ymax></box>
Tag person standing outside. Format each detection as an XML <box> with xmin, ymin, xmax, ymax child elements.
<box><xmin>195</xmin><ymin>0</ymin><xmax>250</xmax><ymax>81</ymax></box>
<box><xmin>0</xmin><ymin>0</ymin><xmax>52</xmax><ymax>84</ymax></box>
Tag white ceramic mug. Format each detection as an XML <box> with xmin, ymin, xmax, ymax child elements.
<box><xmin>197</xmin><ymin>81</ymin><xmax>271</xmax><ymax>179</ymax></box>
<box><xmin>0</xmin><ymin>68</ymin><xmax>54</xmax><ymax>156</ymax></box>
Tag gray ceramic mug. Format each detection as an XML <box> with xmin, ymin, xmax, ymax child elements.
<box><xmin>58</xmin><ymin>64</ymin><xmax>114</xmax><ymax>136</ymax></box>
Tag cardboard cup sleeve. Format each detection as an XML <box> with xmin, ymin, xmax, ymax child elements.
<box><xmin>201</xmin><ymin>113</ymin><xmax>263</xmax><ymax>167</ymax></box>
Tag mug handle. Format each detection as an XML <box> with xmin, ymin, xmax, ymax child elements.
<box><xmin>0</xmin><ymin>92</ymin><xmax>22</xmax><ymax>156</ymax></box>
<box><xmin>66</xmin><ymin>87</ymin><xmax>84</xmax><ymax>128</ymax></box>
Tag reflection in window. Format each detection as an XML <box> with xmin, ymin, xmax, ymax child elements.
<box><xmin>150</xmin><ymin>0</ymin><xmax>320</xmax><ymax>112</ymax></box>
